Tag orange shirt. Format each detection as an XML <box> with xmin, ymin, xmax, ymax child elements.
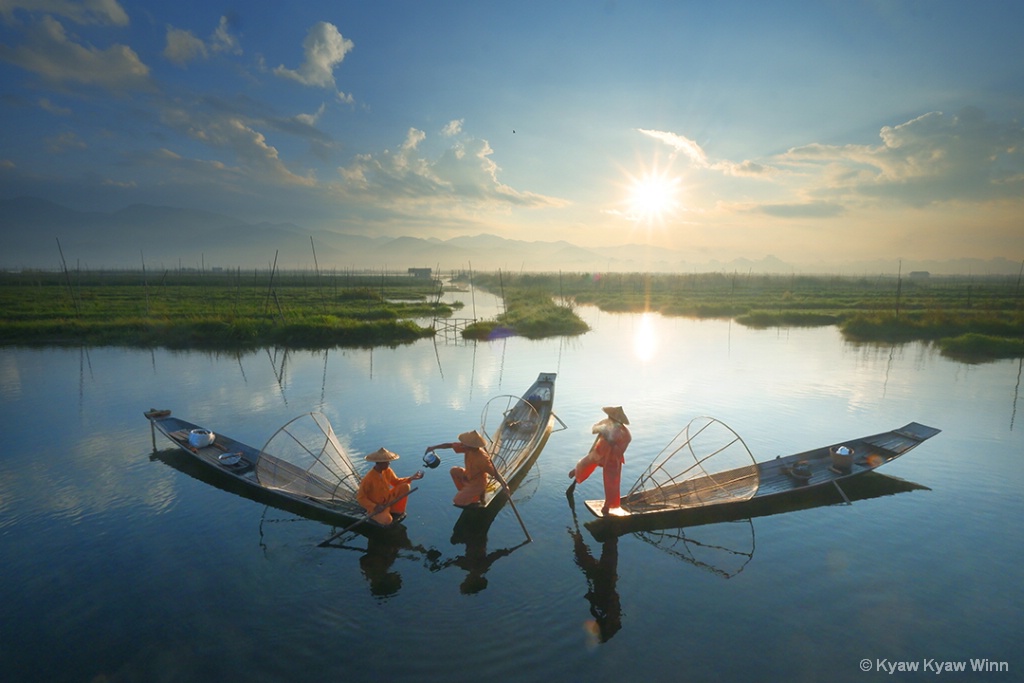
<box><xmin>594</xmin><ymin>424</ymin><xmax>631</xmax><ymax>466</ymax></box>
<box><xmin>453</xmin><ymin>444</ymin><xmax>496</xmax><ymax>481</ymax></box>
<box><xmin>357</xmin><ymin>467</ymin><xmax>401</xmax><ymax>510</ymax></box>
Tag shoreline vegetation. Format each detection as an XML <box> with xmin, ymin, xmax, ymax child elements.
<box><xmin>0</xmin><ymin>269</ymin><xmax>453</xmax><ymax>350</ymax></box>
<box><xmin>467</xmin><ymin>271</ymin><xmax>1024</xmax><ymax>363</ymax></box>
<box><xmin>1</xmin><ymin>269</ymin><xmax>1021</xmax><ymax>363</ymax></box>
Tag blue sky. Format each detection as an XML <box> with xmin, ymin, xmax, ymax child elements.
<box><xmin>1</xmin><ymin>0</ymin><xmax>1022</xmax><ymax>265</ymax></box>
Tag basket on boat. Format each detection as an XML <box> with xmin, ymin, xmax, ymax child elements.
<box><xmin>790</xmin><ymin>460</ymin><xmax>812</xmax><ymax>483</ymax></box>
<box><xmin>830</xmin><ymin>445</ymin><xmax>854</xmax><ymax>473</ymax></box>
<box><xmin>189</xmin><ymin>429</ymin><xmax>215</xmax><ymax>448</ymax></box>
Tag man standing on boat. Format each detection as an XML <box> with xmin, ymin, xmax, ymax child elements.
<box><xmin>357</xmin><ymin>448</ymin><xmax>423</xmax><ymax>525</ymax></box>
<box><xmin>568</xmin><ymin>406</ymin><xmax>631</xmax><ymax>516</ymax></box>
<box><xmin>424</xmin><ymin>430</ymin><xmax>497</xmax><ymax>507</ymax></box>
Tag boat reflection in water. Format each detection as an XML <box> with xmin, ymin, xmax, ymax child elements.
<box><xmin>439</xmin><ymin>461</ymin><xmax>542</xmax><ymax>594</ymax></box>
<box><xmin>570</xmin><ymin>471</ymin><xmax>930</xmax><ymax>643</ymax></box>
<box><xmin>151</xmin><ymin>445</ymin><xmax>436</xmax><ymax>598</ymax></box>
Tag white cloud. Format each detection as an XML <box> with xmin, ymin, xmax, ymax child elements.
<box><xmin>274</xmin><ymin>22</ymin><xmax>353</xmax><ymax>90</ymax></box>
<box><xmin>210</xmin><ymin>15</ymin><xmax>241</xmax><ymax>55</ymax></box>
<box><xmin>158</xmin><ymin>104</ymin><xmax>316</xmax><ymax>188</ymax></box>
<box><xmin>294</xmin><ymin>103</ymin><xmax>326</xmax><ymax>127</ymax></box>
<box><xmin>0</xmin><ymin>0</ymin><xmax>129</xmax><ymax>26</ymax></box>
<box><xmin>637</xmin><ymin>128</ymin><xmax>709</xmax><ymax>167</ymax></box>
<box><xmin>335</xmin><ymin>127</ymin><xmax>568</xmax><ymax>211</ymax></box>
<box><xmin>780</xmin><ymin>108</ymin><xmax>1024</xmax><ymax>206</ymax></box>
<box><xmin>640</xmin><ymin>110</ymin><xmax>1024</xmax><ymax>222</ymax></box>
<box><xmin>163</xmin><ymin>27</ymin><xmax>207</xmax><ymax>66</ymax></box>
<box><xmin>0</xmin><ymin>15</ymin><xmax>149</xmax><ymax>90</ymax></box>
<box><xmin>164</xmin><ymin>16</ymin><xmax>240</xmax><ymax>67</ymax></box>
<box><xmin>638</xmin><ymin>127</ymin><xmax>779</xmax><ymax>178</ymax></box>
<box><xmin>441</xmin><ymin>119</ymin><xmax>464</xmax><ymax>137</ymax></box>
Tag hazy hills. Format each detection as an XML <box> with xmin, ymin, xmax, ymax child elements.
<box><xmin>1</xmin><ymin>196</ymin><xmax>1018</xmax><ymax>275</ymax></box>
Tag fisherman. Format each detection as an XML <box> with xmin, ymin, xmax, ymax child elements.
<box><xmin>357</xmin><ymin>447</ymin><xmax>423</xmax><ymax>525</ymax></box>
<box><xmin>424</xmin><ymin>430</ymin><xmax>497</xmax><ymax>507</ymax></box>
<box><xmin>568</xmin><ymin>406</ymin><xmax>631</xmax><ymax>516</ymax></box>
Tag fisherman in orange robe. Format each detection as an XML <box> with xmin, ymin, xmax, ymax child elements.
<box><xmin>569</xmin><ymin>406</ymin><xmax>631</xmax><ymax>516</ymax></box>
<box><xmin>357</xmin><ymin>447</ymin><xmax>423</xmax><ymax>525</ymax></box>
<box><xmin>424</xmin><ymin>430</ymin><xmax>498</xmax><ymax>507</ymax></box>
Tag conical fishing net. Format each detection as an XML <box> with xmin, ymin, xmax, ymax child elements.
<box><xmin>254</xmin><ymin>412</ymin><xmax>361</xmax><ymax>505</ymax></box>
<box><xmin>622</xmin><ymin>416</ymin><xmax>759</xmax><ymax>513</ymax></box>
<box><xmin>481</xmin><ymin>393</ymin><xmax>544</xmax><ymax>481</ymax></box>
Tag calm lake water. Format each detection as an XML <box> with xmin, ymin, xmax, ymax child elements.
<box><xmin>2</xmin><ymin>296</ymin><xmax>1022</xmax><ymax>683</ymax></box>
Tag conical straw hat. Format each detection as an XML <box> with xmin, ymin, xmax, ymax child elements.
<box><xmin>458</xmin><ymin>430</ymin><xmax>488</xmax><ymax>449</ymax></box>
<box><xmin>365</xmin><ymin>447</ymin><xmax>400</xmax><ymax>462</ymax></box>
<box><xmin>602</xmin><ymin>406</ymin><xmax>629</xmax><ymax>425</ymax></box>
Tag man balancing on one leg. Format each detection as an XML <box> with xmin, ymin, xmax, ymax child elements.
<box><xmin>568</xmin><ymin>406</ymin><xmax>632</xmax><ymax>516</ymax></box>
<box><xmin>357</xmin><ymin>447</ymin><xmax>423</xmax><ymax>525</ymax></box>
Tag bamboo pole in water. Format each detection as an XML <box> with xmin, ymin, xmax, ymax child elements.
<box><xmin>55</xmin><ymin>238</ymin><xmax>80</xmax><ymax>317</ymax></box>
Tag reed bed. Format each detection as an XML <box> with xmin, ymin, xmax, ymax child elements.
<box><xmin>470</xmin><ymin>271</ymin><xmax>1023</xmax><ymax>361</ymax></box>
<box><xmin>0</xmin><ymin>269</ymin><xmax>452</xmax><ymax>349</ymax></box>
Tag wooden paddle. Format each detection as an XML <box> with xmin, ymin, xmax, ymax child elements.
<box><xmin>317</xmin><ymin>487</ymin><xmax>417</xmax><ymax>547</ymax></box>
<box><xmin>491</xmin><ymin>468</ymin><xmax>532</xmax><ymax>544</ymax></box>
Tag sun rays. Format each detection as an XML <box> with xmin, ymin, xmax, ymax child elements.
<box><xmin>626</xmin><ymin>170</ymin><xmax>681</xmax><ymax>222</ymax></box>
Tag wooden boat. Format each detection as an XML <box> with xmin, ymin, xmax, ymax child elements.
<box><xmin>461</xmin><ymin>371</ymin><xmax>561</xmax><ymax>510</ymax></box>
<box><xmin>584</xmin><ymin>417</ymin><xmax>940</xmax><ymax>522</ymax></box>
<box><xmin>447</xmin><ymin>373</ymin><xmax>561</xmax><ymax>542</ymax></box>
<box><xmin>145</xmin><ymin>409</ymin><xmax>395</xmax><ymax>531</ymax></box>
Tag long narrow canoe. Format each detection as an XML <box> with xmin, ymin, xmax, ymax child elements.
<box><xmin>476</xmin><ymin>371</ymin><xmax>559</xmax><ymax>508</ymax></box>
<box><xmin>584</xmin><ymin>420</ymin><xmax>940</xmax><ymax>521</ymax></box>
<box><xmin>145</xmin><ymin>410</ymin><xmax>394</xmax><ymax>531</ymax></box>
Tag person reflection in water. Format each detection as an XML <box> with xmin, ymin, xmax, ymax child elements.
<box><xmin>359</xmin><ymin>534</ymin><xmax>404</xmax><ymax>598</ymax></box>
<box><xmin>447</xmin><ymin>532</ymin><xmax>522</xmax><ymax>594</ymax></box>
<box><xmin>569</xmin><ymin>525</ymin><xmax>622</xmax><ymax>642</ymax></box>
<box><xmin>569</xmin><ymin>406</ymin><xmax>631</xmax><ymax>516</ymax></box>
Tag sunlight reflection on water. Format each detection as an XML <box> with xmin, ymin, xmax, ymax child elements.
<box><xmin>1</xmin><ymin>309</ymin><xmax>1021</xmax><ymax>683</ymax></box>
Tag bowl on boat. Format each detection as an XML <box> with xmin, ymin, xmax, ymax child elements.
<box><xmin>218</xmin><ymin>452</ymin><xmax>241</xmax><ymax>466</ymax></box>
<box><xmin>189</xmin><ymin>429</ymin><xmax>215</xmax><ymax>448</ymax></box>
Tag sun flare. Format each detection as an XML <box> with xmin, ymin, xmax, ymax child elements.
<box><xmin>626</xmin><ymin>170</ymin><xmax>681</xmax><ymax>223</ymax></box>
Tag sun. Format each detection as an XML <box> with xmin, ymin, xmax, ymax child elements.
<box><xmin>625</xmin><ymin>169</ymin><xmax>681</xmax><ymax>223</ymax></box>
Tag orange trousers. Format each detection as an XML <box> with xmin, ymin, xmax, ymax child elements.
<box><xmin>366</xmin><ymin>482</ymin><xmax>411</xmax><ymax>525</ymax></box>
<box><xmin>573</xmin><ymin>455</ymin><xmax>622</xmax><ymax>509</ymax></box>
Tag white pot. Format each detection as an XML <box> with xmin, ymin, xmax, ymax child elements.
<box><xmin>188</xmin><ymin>429</ymin><xmax>215</xmax><ymax>448</ymax></box>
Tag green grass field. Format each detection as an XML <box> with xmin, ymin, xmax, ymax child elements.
<box><xmin>3</xmin><ymin>269</ymin><xmax>1021</xmax><ymax>361</ymax></box>
<box><xmin>468</xmin><ymin>271</ymin><xmax>1024</xmax><ymax>362</ymax></box>
<box><xmin>0</xmin><ymin>269</ymin><xmax>452</xmax><ymax>349</ymax></box>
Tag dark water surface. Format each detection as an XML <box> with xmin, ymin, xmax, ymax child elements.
<box><xmin>1</xmin><ymin>305</ymin><xmax>1021</xmax><ymax>682</ymax></box>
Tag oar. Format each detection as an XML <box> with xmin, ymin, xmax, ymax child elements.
<box><xmin>318</xmin><ymin>487</ymin><xmax>417</xmax><ymax>547</ymax></box>
<box><xmin>491</xmin><ymin>469</ymin><xmax>532</xmax><ymax>543</ymax></box>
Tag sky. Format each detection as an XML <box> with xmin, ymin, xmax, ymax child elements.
<box><xmin>1</xmin><ymin>0</ymin><xmax>1022</xmax><ymax>267</ymax></box>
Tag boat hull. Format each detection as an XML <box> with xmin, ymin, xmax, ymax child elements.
<box><xmin>451</xmin><ymin>372</ymin><xmax>559</xmax><ymax>538</ymax></box>
<box><xmin>585</xmin><ymin>421</ymin><xmax>940</xmax><ymax>523</ymax></box>
<box><xmin>146</xmin><ymin>413</ymin><xmax>392</xmax><ymax>532</ymax></box>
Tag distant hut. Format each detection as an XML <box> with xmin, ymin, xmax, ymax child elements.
<box><xmin>408</xmin><ymin>267</ymin><xmax>432</xmax><ymax>279</ymax></box>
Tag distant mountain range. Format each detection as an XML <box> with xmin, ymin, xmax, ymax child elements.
<box><xmin>1</xmin><ymin>196</ymin><xmax>1019</xmax><ymax>275</ymax></box>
